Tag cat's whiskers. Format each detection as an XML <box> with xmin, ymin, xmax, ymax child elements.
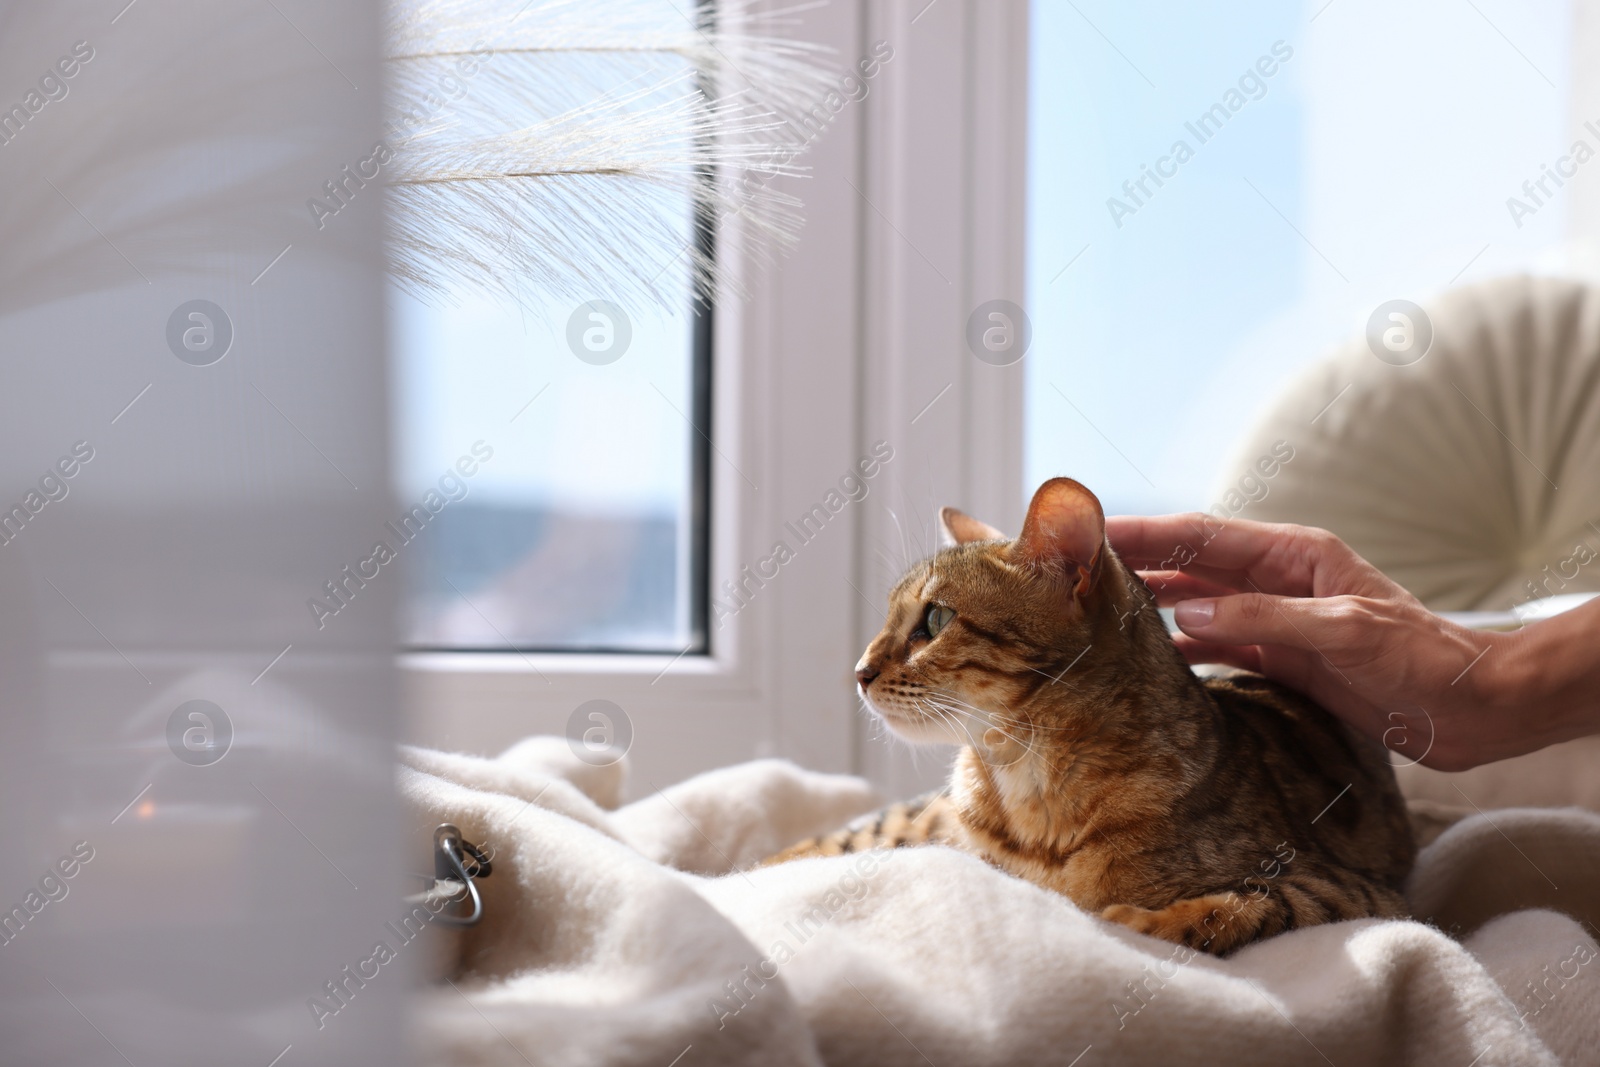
<box><xmin>931</xmin><ymin>690</ymin><xmax>1064</xmax><ymax>740</ymax></box>
<box><xmin>927</xmin><ymin>688</ymin><xmax>989</xmax><ymax>714</ymax></box>
<box><xmin>926</xmin><ymin>690</ymin><xmax>1013</xmax><ymax>733</ymax></box>
<box><xmin>911</xmin><ymin>696</ymin><xmax>974</xmax><ymax>746</ymax></box>
<box><xmin>918</xmin><ymin>695</ymin><xmax>994</xmax><ymax>751</ymax></box>
<box><xmin>925</xmin><ymin>695</ymin><xmax>1034</xmax><ymax>759</ymax></box>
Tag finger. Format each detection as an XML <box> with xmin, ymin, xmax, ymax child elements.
<box><xmin>1171</xmin><ymin>634</ymin><xmax>1263</xmax><ymax>672</ymax></box>
<box><xmin>1138</xmin><ymin>571</ymin><xmax>1243</xmax><ymax>604</ymax></box>
<box><xmin>1172</xmin><ymin>593</ymin><xmax>1376</xmax><ymax>660</ymax></box>
<box><xmin>1136</xmin><ymin>562</ymin><xmax>1270</xmax><ymax>595</ymax></box>
<box><xmin>1106</xmin><ymin>513</ymin><xmax>1280</xmax><ymax>569</ymax></box>
<box><xmin>1107</xmin><ymin>513</ymin><xmax>1325</xmax><ymax>596</ymax></box>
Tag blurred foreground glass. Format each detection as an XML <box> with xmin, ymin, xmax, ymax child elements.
<box><xmin>0</xmin><ymin>2</ymin><xmax>402</xmax><ymax>1064</ymax></box>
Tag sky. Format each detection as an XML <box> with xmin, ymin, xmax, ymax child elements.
<box><xmin>1025</xmin><ymin>0</ymin><xmax>1572</xmax><ymax>517</ymax></box>
<box><xmin>388</xmin><ymin>279</ymin><xmax>695</xmax><ymax>515</ymax></box>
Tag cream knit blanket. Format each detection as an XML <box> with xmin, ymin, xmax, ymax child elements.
<box><xmin>398</xmin><ymin>738</ymin><xmax>1600</xmax><ymax>1066</ymax></box>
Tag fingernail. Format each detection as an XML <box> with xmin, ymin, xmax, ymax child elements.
<box><xmin>1174</xmin><ymin>599</ymin><xmax>1215</xmax><ymax>630</ymax></box>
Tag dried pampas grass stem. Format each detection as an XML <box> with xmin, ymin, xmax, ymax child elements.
<box><xmin>384</xmin><ymin>0</ymin><xmax>837</xmax><ymax>310</ymax></box>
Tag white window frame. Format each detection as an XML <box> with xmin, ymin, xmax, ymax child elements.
<box><xmin>400</xmin><ymin>0</ymin><xmax>1030</xmax><ymax>797</ymax></box>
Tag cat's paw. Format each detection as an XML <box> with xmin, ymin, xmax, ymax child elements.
<box><xmin>1101</xmin><ymin>893</ymin><xmax>1253</xmax><ymax>953</ymax></box>
<box><xmin>1100</xmin><ymin>903</ymin><xmax>1167</xmax><ymax>937</ymax></box>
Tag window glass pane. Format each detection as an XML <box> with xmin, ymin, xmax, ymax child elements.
<box><xmin>1025</xmin><ymin>0</ymin><xmax>1570</xmax><ymax>515</ymax></box>
<box><xmin>388</xmin><ymin>17</ymin><xmax>705</xmax><ymax>653</ymax></box>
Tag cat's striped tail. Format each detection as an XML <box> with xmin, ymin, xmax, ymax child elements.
<box><xmin>761</xmin><ymin>790</ymin><xmax>960</xmax><ymax>865</ymax></box>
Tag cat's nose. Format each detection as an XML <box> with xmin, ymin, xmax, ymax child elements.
<box><xmin>855</xmin><ymin>662</ymin><xmax>880</xmax><ymax>688</ymax></box>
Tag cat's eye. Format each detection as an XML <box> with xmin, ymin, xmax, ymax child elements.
<box><xmin>924</xmin><ymin>604</ymin><xmax>955</xmax><ymax>638</ymax></box>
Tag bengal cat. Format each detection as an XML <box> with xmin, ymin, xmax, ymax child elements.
<box><xmin>765</xmin><ymin>477</ymin><xmax>1416</xmax><ymax>955</ymax></box>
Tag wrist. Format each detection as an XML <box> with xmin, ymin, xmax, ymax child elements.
<box><xmin>1478</xmin><ymin>628</ymin><xmax>1538</xmax><ymax>723</ymax></box>
<box><xmin>1443</xmin><ymin>628</ymin><xmax>1533</xmax><ymax>765</ymax></box>
<box><xmin>1484</xmin><ymin>613</ymin><xmax>1596</xmax><ymax>753</ymax></box>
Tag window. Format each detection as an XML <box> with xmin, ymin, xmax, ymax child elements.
<box><xmin>1025</xmin><ymin>0</ymin><xmax>1571</xmax><ymax>515</ymax></box>
<box><xmin>399</xmin><ymin>1</ymin><xmax>1030</xmax><ymax>799</ymax></box>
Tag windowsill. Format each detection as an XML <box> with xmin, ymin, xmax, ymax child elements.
<box><xmin>397</xmin><ymin>649</ymin><xmax>724</xmax><ymax>678</ymax></box>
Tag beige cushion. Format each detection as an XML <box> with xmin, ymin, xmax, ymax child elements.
<box><xmin>1222</xmin><ymin>275</ymin><xmax>1600</xmax><ymax>811</ymax></box>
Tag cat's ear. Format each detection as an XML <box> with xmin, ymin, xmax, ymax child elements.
<box><xmin>1012</xmin><ymin>477</ymin><xmax>1105</xmax><ymax>592</ymax></box>
<box><xmin>939</xmin><ymin>506</ymin><xmax>1006</xmax><ymax>546</ymax></box>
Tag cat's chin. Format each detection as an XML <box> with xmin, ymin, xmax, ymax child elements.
<box><xmin>881</xmin><ymin>716</ymin><xmax>963</xmax><ymax>745</ymax></box>
<box><xmin>862</xmin><ymin>694</ymin><xmax>966</xmax><ymax>745</ymax></box>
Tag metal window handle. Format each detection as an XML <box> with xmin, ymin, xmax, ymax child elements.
<box><xmin>424</xmin><ymin>823</ymin><xmax>492</xmax><ymax>928</ymax></box>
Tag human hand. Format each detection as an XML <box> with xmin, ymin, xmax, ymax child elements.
<box><xmin>1105</xmin><ymin>514</ymin><xmax>1598</xmax><ymax>771</ymax></box>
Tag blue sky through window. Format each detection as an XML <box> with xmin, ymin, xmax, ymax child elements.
<box><xmin>1025</xmin><ymin>0</ymin><xmax>1571</xmax><ymax>517</ymax></box>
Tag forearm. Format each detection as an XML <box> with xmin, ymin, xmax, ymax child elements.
<box><xmin>1487</xmin><ymin>597</ymin><xmax>1600</xmax><ymax>757</ymax></box>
